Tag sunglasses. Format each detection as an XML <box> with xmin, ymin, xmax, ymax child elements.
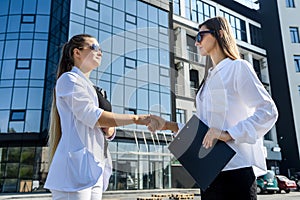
<box><xmin>79</xmin><ymin>44</ymin><xmax>102</xmax><ymax>52</ymax></box>
<box><xmin>195</xmin><ymin>30</ymin><xmax>215</xmax><ymax>43</ymax></box>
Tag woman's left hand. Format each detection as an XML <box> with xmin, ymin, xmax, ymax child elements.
<box><xmin>202</xmin><ymin>128</ymin><xmax>222</xmax><ymax>149</ymax></box>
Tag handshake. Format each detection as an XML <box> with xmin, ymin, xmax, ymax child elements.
<box><xmin>134</xmin><ymin>114</ymin><xmax>167</xmax><ymax>133</ymax></box>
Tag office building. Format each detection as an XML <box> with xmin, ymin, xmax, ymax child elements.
<box><xmin>260</xmin><ymin>0</ymin><xmax>300</xmax><ymax>176</ymax></box>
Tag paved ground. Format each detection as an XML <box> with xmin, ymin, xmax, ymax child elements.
<box><xmin>0</xmin><ymin>189</ymin><xmax>200</xmax><ymax>200</ymax></box>
<box><xmin>1</xmin><ymin>190</ymin><xmax>300</xmax><ymax>200</ymax></box>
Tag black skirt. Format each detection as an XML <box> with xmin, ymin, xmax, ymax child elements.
<box><xmin>201</xmin><ymin>167</ymin><xmax>257</xmax><ymax>200</ymax></box>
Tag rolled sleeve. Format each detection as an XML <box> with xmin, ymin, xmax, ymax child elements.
<box><xmin>56</xmin><ymin>72</ymin><xmax>103</xmax><ymax>129</ymax></box>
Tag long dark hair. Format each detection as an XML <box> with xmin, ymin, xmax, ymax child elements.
<box><xmin>199</xmin><ymin>16</ymin><xmax>240</xmax><ymax>60</ymax></box>
<box><xmin>48</xmin><ymin>34</ymin><xmax>94</xmax><ymax>163</ymax></box>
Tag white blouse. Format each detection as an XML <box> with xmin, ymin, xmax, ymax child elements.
<box><xmin>45</xmin><ymin>67</ymin><xmax>114</xmax><ymax>192</ymax></box>
<box><xmin>195</xmin><ymin>58</ymin><xmax>278</xmax><ymax>176</ymax></box>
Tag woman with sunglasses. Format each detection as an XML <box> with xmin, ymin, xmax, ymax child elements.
<box><xmin>149</xmin><ymin>16</ymin><xmax>278</xmax><ymax>200</ymax></box>
<box><xmin>44</xmin><ymin>34</ymin><xmax>153</xmax><ymax>200</ymax></box>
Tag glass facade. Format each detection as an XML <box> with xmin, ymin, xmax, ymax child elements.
<box><xmin>0</xmin><ymin>0</ymin><xmax>173</xmax><ymax>192</ymax></box>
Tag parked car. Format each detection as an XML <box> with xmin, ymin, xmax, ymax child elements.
<box><xmin>276</xmin><ymin>175</ymin><xmax>297</xmax><ymax>193</ymax></box>
<box><xmin>290</xmin><ymin>172</ymin><xmax>300</xmax><ymax>191</ymax></box>
<box><xmin>256</xmin><ymin>170</ymin><xmax>279</xmax><ymax>194</ymax></box>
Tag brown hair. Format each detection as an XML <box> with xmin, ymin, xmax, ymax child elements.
<box><xmin>48</xmin><ymin>34</ymin><xmax>94</xmax><ymax>163</ymax></box>
<box><xmin>199</xmin><ymin>16</ymin><xmax>240</xmax><ymax>60</ymax></box>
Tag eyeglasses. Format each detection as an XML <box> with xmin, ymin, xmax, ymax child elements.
<box><xmin>79</xmin><ymin>44</ymin><xmax>102</xmax><ymax>53</ymax></box>
<box><xmin>195</xmin><ymin>30</ymin><xmax>215</xmax><ymax>43</ymax></box>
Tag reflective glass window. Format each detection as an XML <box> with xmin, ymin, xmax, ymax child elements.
<box><xmin>37</xmin><ymin>0</ymin><xmax>51</xmax><ymax>14</ymax></box>
<box><xmin>23</xmin><ymin>0</ymin><xmax>37</xmax><ymax>13</ymax></box>
<box><xmin>0</xmin><ymin>111</ymin><xmax>9</xmax><ymax>133</ymax></box>
<box><xmin>0</xmin><ymin>16</ymin><xmax>8</xmax><ymax>33</ymax></box>
<box><xmin>112</xmin><ymin>35</ymin><xmax>125</xmax><ymax>55</ymax></box>
<box><xmin>124</xmin><ymin>86</ymin><xmax>136</xmax><ymax>108</ymax></box>
<box><xmin>159</xmin><ymin>49</ymin><xmax>169</xmax><ymax>67</ymax></box>
<box><xmin>137</xmin><ymin>61</ymin><xmax>148</xmax><ymax>81</ymax></box>
<box><xmin>125</xmin><ymin>58</ymin><xmax>136</xmax><ymax>69</ymax></box>
<box><xmin>111</xmin><ymin>84</ymin><xmax>124</xmax><ymax>106</ymax></box>
<box><xmin>149</xmin><ymin>49</ymin><xmax>159</xmax><ymax>65</ymax></box>
<box><xmin>32</xmin><ymin>40</ymin><xmax>47</xmax><ymax>59</ymax></box>
<box><xmin>126</xmin><ymin>0</ymin><xmax>136</xmax><ymax>15</ymax></box>
<box><xmin>1</xmin><ymin>60</ymin><xmax>16</xmax><ymax>79</ymax></box>
<box><xmin>16</xmin><ymin>59</ymin><xmax>31</xmax><ymax>69</ymax></box>
<box><xmin>27</xmin><ymin>88</ymin><xmax>43</xmax><ymax>109</ymax></box>
<box><xmin>21</xmin><ymin>23</ymin><xmax>34</xmax><ymax>32</ymax></box>
<box><xmin>113</xmin><ymin>0</ymin><xmax>125</xmax><ymax>11</ymax></box>
<box><xmin>8</xmin><ymin>121</ymin><xmax>24</xmax><ymax>132</ymax></box>
<box><xmin>137</xmin><ymin>45</ymin><xmax>148</xmax><ymax>62</ymax></box>
<box><xmin>7</xmin><ymin>15</ymin><xmax>21</xmax><ymax>33</ymax></box>
<box><xmin>148</xmin><ymin>6</ymin><xmax>158</xmax><ymax>24</ymax></box>
<box><xmin>86</xmin><ymin>8</ymin><xmax>99</xmax><ymax>23</ymax></box>
<box><xmin>25</xmin><ymin>110</ymin><xmax>41</xmax><ymax>132</ymax></box>
<box><xmin>9</xmin><ymin>0</ymin><xmax>22</xmax><ymax>14</ymax></box>
<box><xmin>100</xmin><ymin>4</ymin><xmax>112</xmax><ymax>25</ymax></box>
<box><xmin>15</xmin><ymin>69</ymin><xmax>30</xmax><ymax>79</ymax></box>
<box><xmin>149</xmin><ymin>91</ymin><xmax>159</xmax><ymax>112</ymax></box>
<box><xmin>137</xmin><ymin>89</ymin><xmax>148</xmax><ymax>110</ymax></box>
<box><xmin>87</xmin><ymin>0</ymin><xmax>99</xmax><ymax>11</ymax></box>
<box><xmin>22</xmin><ymin>15</ymin><xmax>35</xmax><ymax>23</ymax></box>
<box><xmin>10</xmin><ymin>110</ymin><xmax>26</xmax><ymax>121</ymax></box>
<box><xmin>35</xmin><ymin>16</ymin><xmax>50</xmax><ymax>32</ymax></box>
<box><xmin>12</xmin><ymin>88</ymin><xmax>28</xmax><ymax>109</ymax></box>
<box><xmin>112</xmin><ymin>56</ymin><xmax>124</xmax><ymax>75</ymax></box>
<box><xmin>0</xmin><ymin>0</ymin><xmax>9</xmax><ymax>15</ymax></box>
<box><xmin>137</xmin><ymin>1</ymin><xmax>147</xmax><ymax>19</ymax></box>
<box><xmin>160</xmin><ymin>93</ymin><xmax>171</xmax><ymax>113</ymax></box>
<box><xmin>69</xmin><ymin>22</ymin><xmax>84</xmax><ymax>36</ymax></box>
<box><xmin>18</xmin><ymin>40</ymin><xmax>33</xmax><ymax>58</ymax></box>
<box><xmin>30</xmin><ymin>60</ymin><xmax>46</xmax><ymax>79</ymax></box>
<box><xmin>126</xmin><ymin>14</ymin><xmax>136</xmax><ymax>25</ymax></box>
<box><xmin>159</xmin><ymin>10</ymin><xmax>169</xmax><ymax>27</ymax></box>
<box><xmin>113</xmin><ymin>9</ymin><xmax>125</xmax><ymax>29</ymax></box>
<box><xmin>0</xmin><ymin>88</ymin><xmax>12</xmax><ymax>109</ymax></box>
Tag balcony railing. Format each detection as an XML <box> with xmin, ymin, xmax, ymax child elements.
<box><xmin>174</xmin><ymin>46</ymin><xmax>206</xmax><ymax>65</ymax></box>
<box><xmin>175</xmin><ymin>83</ymin><xmax>198</xmax><ymax>99</ymax></box>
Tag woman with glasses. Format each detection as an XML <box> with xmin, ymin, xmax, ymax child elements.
<box><xmin>149</xmin><ymin>16</ymin><xmax>278</xmax><ymax>200</ymax></box>
<box><xmin>44</xmin><ymin>34</ymin><xmax>153</xmax><ymax>200</ymax></box>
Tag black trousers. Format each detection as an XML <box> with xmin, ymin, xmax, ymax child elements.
<box><xmin>201</xmin><ymin>167</ymin><xmax>257</xmax><ymax>200</ymax></box>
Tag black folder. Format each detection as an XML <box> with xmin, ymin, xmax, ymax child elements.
<box><xmin>168</xmin><ymin>115</ymin><xmax>236</xmax><ymax>191</ymax></box>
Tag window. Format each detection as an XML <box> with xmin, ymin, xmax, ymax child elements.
<box><xmin>173</xmin><ymin>0</ymin><xmax>180</xmax><ymax>15</ymax></box>
<box><xmin>125</xmin><ymin>57</ymin><xmax>136</xmax><ymax>69</ymax></box>
<box><xmin>187</xmin><ymin>0</ymin><xmax>216</xmax><ymax>23</ymax></box>
<box><xmin>126</xmin><ymin>13</ymin><xmax>136</xmax><ymax>25</ymax></box>
<box><xmin>252</xmin><ymin>58</ymin><xmax>261</xmax><ymax>80</ymax></box>
<box><xmin>16</xmin><ymin>59</ymin><xmax>31</xmax><ymax>69</ymax></box>
<box><xmin>294</xmin><ymin>55</ymin><xmax>300</xmax><ymax>72</ymax></box>
<box><xmin>21</xmin><ymin>15</ymin><xmax>35</xmax><ymax>23</ymax></box>
<box><xmin>221</xmin><ymin>11</ymin><xmax>247</xmax><ymax>42</ymax></box>
<box><xmin>10</xmin><ymin>110</ymin><xmax>26</xmax><ymax>121</ymax></box>
<box><xmin>87</xmin><ymin>0</ymin><xmax>99</xmax><ymax>11</ymax></box>
<box><xmin>286</xmin><ymin>0</ymin><xmax>295</xmax><ymax>7</ymax></box>
<box><xmin>176</xmin><ymin>109</ymin><xmax>186</xmax><ymax>124</ymax></box>
<box><xmin>190</xmin><ymin>69</ymin><xmax>199</xmax><ymax>89</ymax></box>
<box><xmin>250</xmin><ymin>24</ymin><xmax>263</xmax><ymax>48</ymax></box>
<box><xmin>290</xmin><ymin>27</ymin><xmax>300</xmax><ymax>43</ymax></box>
